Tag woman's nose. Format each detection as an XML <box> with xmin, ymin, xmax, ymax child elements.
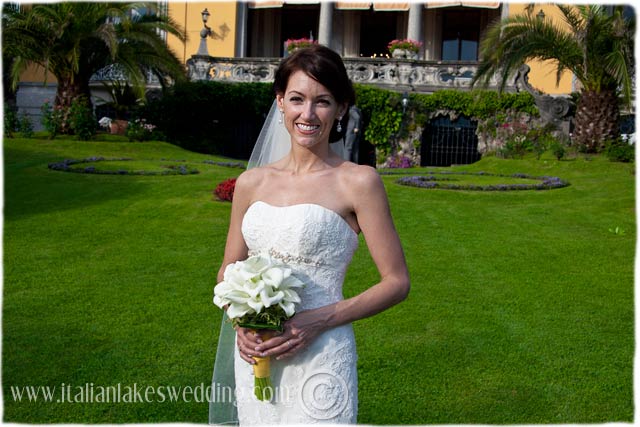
<box><xmin>300</xmin><ymin>102</ymin><xmax>315</xmax><ymax>120</ymax></box>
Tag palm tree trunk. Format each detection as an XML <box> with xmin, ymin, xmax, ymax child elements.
<box><xmin>572</xmin><ymin>89</ymin><xmax>619</xmax><ymax>152</ymax></box>
<box><xmin>54</xmin><ymin>77</ymin><xmax>92</xmax><ymax>134</ymax></box>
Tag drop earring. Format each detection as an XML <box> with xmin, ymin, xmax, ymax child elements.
<box><xmin>278</xmin><ymin>110</ymin><xmax>284</xmax><ymax>124</ymax></box>
<box><xmin>336</xmin><ymin>117</ymin><xmax>343</xmax><ymax>133</ymax></box>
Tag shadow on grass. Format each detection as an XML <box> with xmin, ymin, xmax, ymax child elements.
<box><xmin>4</xmin><ymin>145</ymin><xmax>150</xmax><ymax>221</ymax></box>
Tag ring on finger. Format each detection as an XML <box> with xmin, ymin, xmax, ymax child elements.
<box><xmin>287</xmin><ymin>340</ymin><xmax>293</xmax><ymax>347</ymax></box>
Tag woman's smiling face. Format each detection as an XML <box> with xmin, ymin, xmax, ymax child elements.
<box><xmin>277</xmin><ymin>70</ymin><xmax>346</xmax><ymax>149</ymax></box>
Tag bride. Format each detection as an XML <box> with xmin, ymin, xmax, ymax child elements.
<box><xmin>210</xmin><ymin>45</ymin><xmax>410</xmax><ymax>425</ymax></box>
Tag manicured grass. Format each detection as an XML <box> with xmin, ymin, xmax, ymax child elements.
<box><xmin>3</xmin><ymin>136</ymin><xmax>634</xmax><ymax>423</ymax></box>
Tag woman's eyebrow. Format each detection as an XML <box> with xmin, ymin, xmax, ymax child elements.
<box><xmin>286</xmin><ymin>90</ymin><xmax>333</xmax><ymax>98</ymax></box>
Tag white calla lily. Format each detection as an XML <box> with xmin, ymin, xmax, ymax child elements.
<box><xmin>226</xmin><ymin>302</ymin><xmax>252</xmax><ymax>319</ymax></box>
<box><xmin>247</xmin><ymin>299</ymin><xmax>264</xmax><ymax>313</ymax></box>
<box><xmin>278</xmin><ymin>300</ymin><xmax>296</xmax><ymax>317</ymax></box>
<box><xmin>282</xmin><ymin>289</ymin><xmax>301</xmax><ymax>304</ymax></box>
<box><xmin>259</xmin><ymin>288</ymin><xmax>285</xmax><ymax>307</ymax></box>
<box><xmin>262</xmin><ymin>268</ymin><xmax>284</xmax><ymax>288</ymax></box>
<box><xmin>213</xmin><ymin>253</ymin><xmax>304</xmax><ymax>324</ymax></box>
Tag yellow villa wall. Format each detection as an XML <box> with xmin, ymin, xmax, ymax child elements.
<box><xmin>167</xmin><ymin>1</ymin><xmax>237</xmax><ymax>63</ymax></box>
<box><xmin>17</xmin><ymin>2</ymin><xmax>238</xmax><ymax>83</ymax></box>
<box><xmin>20</xmin><ymin>64</ymin><xmax>57</xmax><ymax>84</ymax></box>
<box><xmin>507</xmin><ymin>3</ymin><xmax>574</xmax><ymax>95</ymax></box>
<box><xmin>17</xmin><ymin>2</ymin><xmax>576</xmax><ymax>96</ymax></box>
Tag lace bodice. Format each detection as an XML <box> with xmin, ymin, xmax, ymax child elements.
<box><xmin>235</xmin><ymin>201</ymin><xmax>360</xmax><ymax>424</ymax></box>
<box><xmin>242</xmin><ymin>201</ymin><xmax>359</xmax><ymax>311</ymax></box>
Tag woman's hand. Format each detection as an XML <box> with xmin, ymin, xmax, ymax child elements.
<box><xmin>254</xmin><ymin>309</ymin><xmax>329</xmax><ymax>360</ymax></box>
<box><xmin>235</xmin><ymin>326</ymin><xmax>265</xmax><ymax>365</ymax></box>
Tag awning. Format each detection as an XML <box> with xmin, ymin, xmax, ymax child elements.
<box><xmin>250</xmin><ymin>1</ymin><xmax>500</xmax><ymax>10</ymax></box>
<box><xmin>425</xmin><ymin>1</ymin><xmax>500</xmax><ymax>8</ymax></box>
<box><xmin>248</xmin><ymin>1</ymin><xmax>284</xmax><ymax>8</ymax></box>
<box><xmin>335</xmin><ymin>1</ymin><xmax>372</xmax><ymax>9</ymax></box>
<box><xmin>334</xmin><ymin>2</ymin><xmax>410</xmax><ymax>11</ymax></box>
<box><xmin>373</xmin><ymin>2</ymin><xmax>410</xmax><ymax>11</ymax></box>
<box><xmin>248</xmin><ymin>0</ymin><xmax>322</xmax><ymax>8</ymax></box>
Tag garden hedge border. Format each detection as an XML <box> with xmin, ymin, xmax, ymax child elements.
<box><xmin>393</xmin><ymin>171</ymin><xmax>569</xmax><ymax>191</ymax></box>
<box><xmin>47</xmin><ymin>157</ymin><xmax>245</xmax><ymax>176</ymax></box>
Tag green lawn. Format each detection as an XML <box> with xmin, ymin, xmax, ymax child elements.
<box><xmin>3</xmin><ymin>136</ymin><xmax>634</xmax><ymax>423</ymax></box>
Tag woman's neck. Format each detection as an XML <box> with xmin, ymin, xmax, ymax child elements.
<box><xmin>284</xmin><ymin>142</ymin><xmax>339</xmax><ymax>174</ymax></box>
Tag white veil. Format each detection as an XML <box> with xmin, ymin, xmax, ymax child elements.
<box><xmin>208</xmin><ymin>99</ymin><xmax>290</xmax><ymax>426</ymax></box>
<box><xmin>247</xmin><ymin>100</ymin><xmax>292</xmax><ymax>169</ymax></box>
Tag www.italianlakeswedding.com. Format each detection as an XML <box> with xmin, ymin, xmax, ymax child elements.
<box><xmin>8</xmin><ymin>382</ymin><xmax>294</xmax><ymax>405</ymax></box>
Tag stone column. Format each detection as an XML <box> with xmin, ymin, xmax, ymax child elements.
<box><xmin>318</xmin><ymin>2</ymin><xmax>333</xmax><ymax>47</ymax></box>
<box><xmin>235</xmin><ymin>2</ymin><xmax>248</xmax><ymax>58</ymax></box>
<box><xmin>407</xmin><ymin>3</ymin><xmax>423</xmax><ymax>58</ymax></box>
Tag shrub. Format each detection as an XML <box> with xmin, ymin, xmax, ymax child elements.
<box><xmin>68</xmin><ymin>97</ymin><xmax>96</xmax><ymax>140</ymax></box>
<box><xmin>498</xmin><ymin>135</ymin><xmax>531</xmax><ymax>159</ymax></box>
<box><xmin>17</xmin><ymin>112</ymin><xmax>34</xmax><ymax>138</ymax></box>
<box><xmin>353</xmin><ymin>85</ymin><xmax>403</xmax><ymax>158</ymax></box>
<box><xmin>527</xmin><ymin>124</ymin><xmax>556</xmax><ymax>160</ymax></box>
<box><xmin>550</xmin><ymin>138</ymin><xmax>567</xmax><ymax>160</ymax></box>
<box><xmin>41</xmin><ymin>102</ymin><xmax>66</xmax><ymax>139</ymax></box>
<box><xmin>142</xmin><ymin>81</ymin><xmax>273</xmax><ymax>156</ymax></box>
<box><xmin>214</xmin><ymin>178</ymin><xmax>236</xmax><ymax>202</ymax></box>
<box><xmin>353</xmin><ymin>85</ymin><xmax>538</xmax><ymax>160</ymax></box>
<box><xmin>605</xmin><ymin>137</ymin><xmax>635</xmax><ymax>162</ymax></box>
<box><xmin>4</xmin><ymin>103</ymin><xmax>18</xmax><ymax>138</ymax></box>
<box><xmin>126</xmin><ymin>118</ymin><xmax>157</xmax><ymax>142</ymax></box>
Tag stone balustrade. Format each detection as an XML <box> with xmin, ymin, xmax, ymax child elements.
<box><xmin>185</xmin><ymin>55</ymin><xmax>512</xmax><ymax>93</ymax></box>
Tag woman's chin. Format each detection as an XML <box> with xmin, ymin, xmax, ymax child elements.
<box><xmin>292</xmin><ymin>135</ymin><xmax>326</xmax><ymax>149</ymax></box>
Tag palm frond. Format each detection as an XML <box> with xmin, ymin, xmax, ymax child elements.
<box><xmin>473</xmin><ymin>4</ymin><xmax>634</xmax><ymax>98</ymax></box>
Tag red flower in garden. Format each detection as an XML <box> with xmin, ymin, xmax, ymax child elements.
<box><xmin>214</xmin><ymin>178</ymin><xmax>236</xmax><ymax>202</ymax></box>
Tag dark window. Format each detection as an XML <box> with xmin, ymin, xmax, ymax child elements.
<box><xmin>281</xmin><ymin>5</ymin><xmax>319</xmax><ymax>51</ymax></box>
<box><xmin>247</xmin><ymin>5</ymin><xmax>319</xmax><ymax>57</ymax></box>
<box><xmin>359</xmin><ymin>10</ymin><xmax>397</xmax><ymax>57</ymax></box>
<box><xmin>441</xmin><ymin>9</ymin><xmax>480</xmax><ymax>61</ymax></box>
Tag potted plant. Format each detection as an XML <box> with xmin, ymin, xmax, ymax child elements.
<box><xmin>285</xmin><ymin>38</ymin><xmax>318</xmax><ymax>55</ymax></box>
<box><xmin>388</xmin><ymin>39</ymin><xmax>422</xmax><ymax>59</ymax></box>
<box><xmin>96</xmin><ymin>80</ymin><xmax>143</xmax><ymax>134</ymax></box>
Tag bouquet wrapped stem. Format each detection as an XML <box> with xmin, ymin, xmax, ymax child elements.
<box><xmin>213</xmin><ymin>254</ymin><xmax>304</xmax><ymax>403</ymax></box>
<box><xmin>251</xmin><ymin>329</ymin><xmax>278</xmax><ymax>401</ymax></box>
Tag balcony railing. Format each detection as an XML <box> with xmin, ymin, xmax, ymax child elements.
<box><xmin>186</xmin><ymin>55</ymin><xmax>512</xmax><ymax>93</ymax></box>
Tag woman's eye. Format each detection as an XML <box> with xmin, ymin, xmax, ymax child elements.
<box><xmin>289</xmin><ymin>96</ymin><xmax>303</xmax><ymax>103</ymax></box>
<box><xmin>317</xmin><ymin>99</ymin><xmax>331</xmax><ymax>106</ymax></box>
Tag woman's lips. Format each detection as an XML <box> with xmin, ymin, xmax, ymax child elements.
<box><xmin>296</xmin><ymin>123</ymin><xmax>320</xmax><ymax>133</ymax></box>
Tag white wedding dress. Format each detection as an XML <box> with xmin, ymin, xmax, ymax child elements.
<box><xmin>235</xmin><ymin>201</ymin><xmax>359</xmax><ymax>424</ymax></box>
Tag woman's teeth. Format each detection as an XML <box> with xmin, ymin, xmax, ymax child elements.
<box><xmin>296</xmin><ymin>123</ymin><xmax>319</xmax><ymax>131</ymax></box>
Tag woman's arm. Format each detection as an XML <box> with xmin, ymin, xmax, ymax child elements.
<box><xmin>216</xmin><ymin>171</ymin><xmax>255</xmax><ymax>282</ymax></box>
<box><xmin>215</xmin><ymin>170</ymin><xmax>266</xmax><ymax>365</ymax></box>
<box><xmin>256</xmin><ymin>166</ymin><xmax>410</xmax><ymax>360</ymax></box>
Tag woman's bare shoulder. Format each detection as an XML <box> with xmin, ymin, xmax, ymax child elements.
<box><xmin>338</xmin><ymin>162</ymin><xmax>382</xmax><ymax>189</ymax></box>
<box><xmin>236</xmin><ymin>166</ymin><xmax>270</xmax><ymax>187</ymax></box>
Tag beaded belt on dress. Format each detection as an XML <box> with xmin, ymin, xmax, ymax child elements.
<box><xmin>249</xmin><ymin>248</ymin><xmax>324</xmax><ymax>268</ymax></box>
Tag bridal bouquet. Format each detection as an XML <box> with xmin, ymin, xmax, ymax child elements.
<box><xmin>213</xmin><ymin>254</ymin><xmax>304</xmax><ymax>401</ymax></box>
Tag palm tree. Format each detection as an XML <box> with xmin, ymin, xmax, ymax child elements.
<box><xmin>472</xmin><ymin>5</ymin><xmax>635</xmax><ymax>152</ymax></box>
<box><xmin>3</xmin><ymin>2</ymin><xmax>187</xmax><ymax>113</ymax></box>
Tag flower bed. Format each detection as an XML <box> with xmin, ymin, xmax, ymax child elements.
<box><xmin>48</xmin><ymin>157</ymin><xmax>247</xmax><ymax>176</ymax></box>
<box><xmin>48</xmin><ymin>157</ymin><xmax>198</xmax><ymax>175</ymax></box>
<box><xmin>394</xmin><ymin>171</ymin><xmax>569</xmax><ymax>191</ymax></box>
